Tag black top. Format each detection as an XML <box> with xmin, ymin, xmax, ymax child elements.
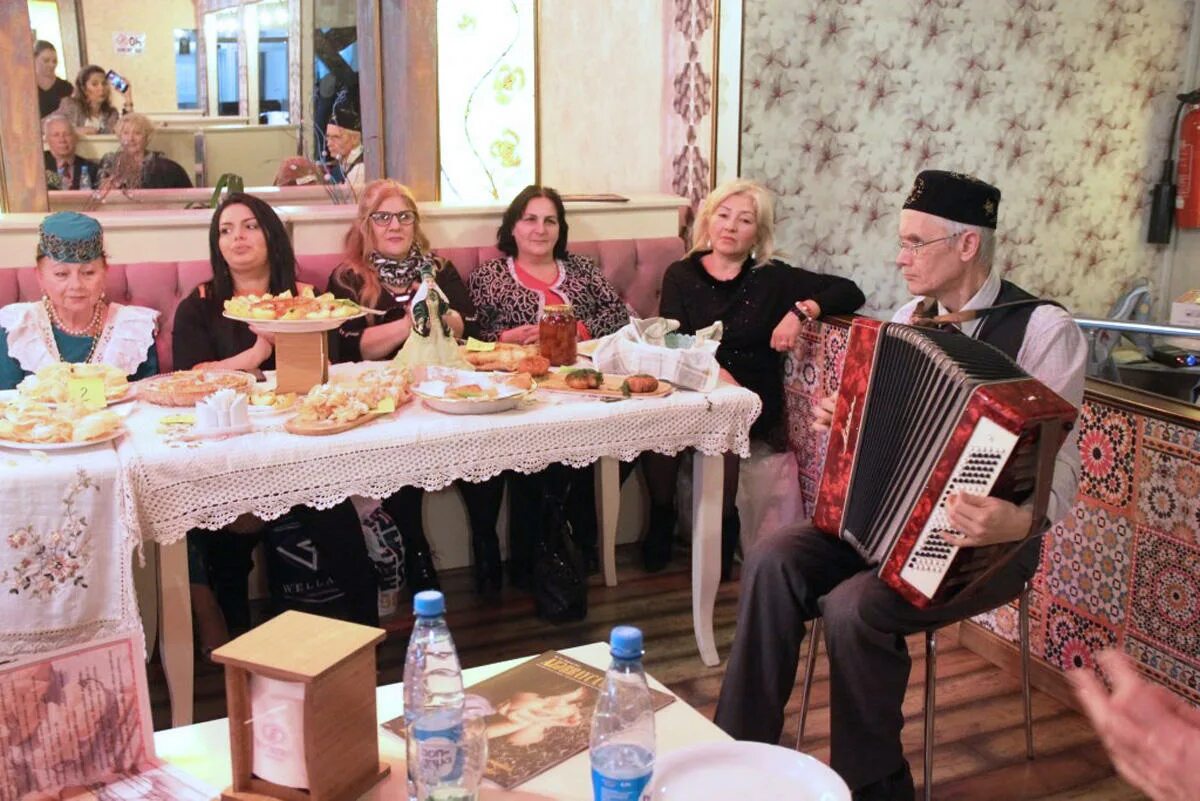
<box><xmin>43</xmin><ymin>151</ymin><xmax>99</xmax><ymax>190</ymax></box>
<box><xmin>99</xmin><ymin>151</ymin><xmax>193</xmax><ymax>189</ymax></box>
<box><xmin>660</xmin><ymin>251</ymin><xmax>865</xmax><ymax>439</ymax></box>
<box><xmin>39</xmin><ymin>78</ymin><xmax>73</xmax><ymax>118</ymax></box>
<box><xmin>173</xmin><ymin>283</ymin><xmax>278</xmax><ymax>371</ymax></box>
<box><xmin>327</xmin><ymin>257</ymin><xmax>479</xmax><ymax>362</ymax></box>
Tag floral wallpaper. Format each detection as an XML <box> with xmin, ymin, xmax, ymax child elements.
<box><xmin>741</xmin><ymin>0</ymin><xmax>1194</xmax><ymax>318</ymax></box>
<box><xmin>665</xmin><ymin>0</ymin><xmax>716</xmax><ymax>212</ymax></box>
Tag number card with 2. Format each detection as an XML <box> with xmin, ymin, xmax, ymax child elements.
<box><xmin>68</xmin><ymin>377</ymin><xmax>107</xmax><ymax>409</ymax></box>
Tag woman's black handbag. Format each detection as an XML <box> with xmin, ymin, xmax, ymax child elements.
<box><xmin>531</xmin><ymin>475</ymin><xmax>588</xmax><ymax>623</ymax></box>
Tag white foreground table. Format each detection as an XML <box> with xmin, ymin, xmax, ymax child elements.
<box><xmin>155</xmin><ymin>642</ymin><xmax>730</xmax><ymax>801</ymax></box>
<box><xmin>116</xmin><ymin>374</ymin><xmax>760</xmax><ymax>725</ymax></box>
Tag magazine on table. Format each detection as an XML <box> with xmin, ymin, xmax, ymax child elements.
<box><xmin>382</xmin><ymin>650</ymin><xmax>674</xmax><ymax>789</ymax></box>
<box><xmin>0</xmin><ymin>634</ymin><xmax>218</xmax><ymax>801</ymax></box>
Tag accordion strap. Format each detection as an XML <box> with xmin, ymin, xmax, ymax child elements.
<box><xmin>909</xmin><ymin>297</ymin><xmax>1052</xmax><ymax>330</ymax></box>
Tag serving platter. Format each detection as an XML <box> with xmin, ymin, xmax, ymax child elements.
<box><xmin>222</xmin><ymin>311</ymin><xmax>368</xmax><ymax>334</ymax></box>
<box><xmin>412</xmin><ymin>386</ymin><xmax>532</xmax><ymax>415</ymax></box>
<box><xmin>283</xmin><ymin>408</ymin><xmax>393</xmax><ymax>436</ymax></box>
<box><xmin>536</xmin><ymin>372</ymin><xmax>673</xmax><ymax>399</ymax></box>
<box><xmin>0</xmin><ymin>426</ymin><xmax>125</xmax><ymax>451</ymax></box>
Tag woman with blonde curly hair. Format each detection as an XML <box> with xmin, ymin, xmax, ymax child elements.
<box><xmin>640</xmin><ymin>179</ymin><xmax>866</xmax><ymax>579</ymax></box>
<box><xmin>98</xmin><ymin>112</ymin><xmax>191</xmax><ymax>190</ymax></box>
<box><xmin>328</xmin><ymin>180</ymin><xmax>506</xmax><ymax>596</ymax></box>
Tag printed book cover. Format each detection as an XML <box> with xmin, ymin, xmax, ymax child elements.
<box><xmin>382</xmin><ymin>650</ymin><xmax>674</xmax><ymax>789</ymax></box>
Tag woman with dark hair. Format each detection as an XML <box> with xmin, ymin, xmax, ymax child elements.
<box><xmin>172</xmin><ymin>193</ymin><xmax>296</xmax><ymax>372</ymax></box>
<box><xmin>173</xmin><ymin>193</ymin><xmax>378</xmax><ymax>653</ymax></box>
<box><xmin>469</xmin><ymin>185</ymin><xmax>630</xmax><ymax>343</ymax></box>
<box><xmin>57</xmin><ymin>64</ymin><xmax>128</xmax><ymax>134</ymax></box>
<box><xmin>34</xmin><ymin>41</ymin><xmax>73</xmax><ymax>119</ymax></box>
<box><xmin>469</xmin><ymin>186</ymin><xmax>632</xmax><ymax>597</ymax></box>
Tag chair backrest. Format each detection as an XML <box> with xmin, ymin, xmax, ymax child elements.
<box><xmin>3</xmin><ymin>237</ymin><xmax>685</xmax><ymax>372</ymax></box>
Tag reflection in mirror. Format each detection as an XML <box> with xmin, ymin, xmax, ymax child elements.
<box><xmin>19</xmin><ymin>0</ymin><xmax>359</xmax><ymax>201</ymax></box>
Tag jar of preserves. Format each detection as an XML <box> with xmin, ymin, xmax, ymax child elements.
<box><xmin>539</xmin><ymin>303</ymin><xmax>578</xmax><ymax>366</ymax></box>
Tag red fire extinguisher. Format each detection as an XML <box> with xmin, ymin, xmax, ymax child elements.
<box><xmin>1177</xmin><ymin>104</ymin><xmax>1200</xmax><ymax>228</ymax></box>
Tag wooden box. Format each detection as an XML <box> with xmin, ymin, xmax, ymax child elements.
<box><xmin>274</xmin><ymin>331</ymin><xmax>329</xmax><ymax>394</ymax></box>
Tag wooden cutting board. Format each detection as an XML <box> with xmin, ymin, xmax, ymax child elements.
<box><xmin>283</xmin><ymin>409</ymin><xmax>391</xmax><ymax>436</ymax></box>
<box><xmin>536</xmin><ymin>372</ymin><xmax>673</xmax><ymax>399</ymax></box>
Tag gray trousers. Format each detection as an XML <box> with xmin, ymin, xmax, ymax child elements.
<box><xmin>713</xmin><ymin>523</ymin><xmax>1036</xmax><ymax>791</ymax></box>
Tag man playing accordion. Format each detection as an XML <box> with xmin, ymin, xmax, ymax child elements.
<box><xmin>714</xmin><ymin>171</ymin><xmax>1088</xmax><ymax>801</ymax></box>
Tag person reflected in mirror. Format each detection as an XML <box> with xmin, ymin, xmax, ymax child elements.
<box><xmin>97</xmin><ymin>113</ymin><xmax>192</xmax><ymax>191</ymax></box>
<box><xmin>42</xmin><ymin>115</ymin><xmax>98</xmax><ymax>191</ymax></box>
<box><xmin>324</xmin><ymin>85</ymin><xmax>364</xmax><ymax>187</ymax></box>
<box><xmin>34</xmin><ymin>41</ymin><xmax>73</xmax><ymax>119</ymax></box>
<box><xmin>1073</xmin><ymin>650</ymin><xmax>1200</xmax><ymax>801</ymax></box>
<box><xmin>56</xmin><ymin>64</ymin><xmax>128</xmax><ymax>135</ymax></box>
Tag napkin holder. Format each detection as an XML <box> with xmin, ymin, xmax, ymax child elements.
<box><xmin>275</xmin><ymin>332</ymin><xmax>329</xmax><ymax>394</ymax></box>
<box><xmin>211</xmin><ymin>610</ymin><xmax>389</xmax><ymax>801</ymax></box>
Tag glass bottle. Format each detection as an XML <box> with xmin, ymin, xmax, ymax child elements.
<box><xmin>539</xmin><ymin>303</ymin><xmax>577</xmax><ymax>366</ymax></box>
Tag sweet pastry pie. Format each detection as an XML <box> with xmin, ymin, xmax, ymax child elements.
<box><xmin>460</xmin><ymin>343</ymin><xmax>539</xmax><ymax>372</ymax></box>
<box><xmin>137</xmin><ymin>369</ymin><xmax>256</xmax><ymax>407</ymax></box>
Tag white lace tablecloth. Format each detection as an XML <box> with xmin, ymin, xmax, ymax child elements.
<box><xmin>0</xmin><ymin>443</ymin><xmax>139</xmax><ymax>656</ymax></box>
<box><xmin>116</xmin><ymin>384</ymin><xmax>762</xmax><ymax>545</ymax></box>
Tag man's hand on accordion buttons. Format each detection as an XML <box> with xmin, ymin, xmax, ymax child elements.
<box><xmin>812</xmin><ymin>395</ymin><xmax>836</xmax><ymax>431</ymax></box>
<box><xmin>945</xmin><ymin>492</ymin><xmax>1033</xmax><ymax>546</ymax></box>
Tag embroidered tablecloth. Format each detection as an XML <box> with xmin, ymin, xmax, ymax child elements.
<box><xmin>116</xmin><ymin>383</ymin><xmax>762</xmax><ymax>544</ymax></box>
<box><xmin>0</xmin><ymin>444</ymin><xmax>139</xmax><ymax>657</ymax></box>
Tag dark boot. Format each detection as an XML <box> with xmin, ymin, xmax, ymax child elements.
<box><xmin>383</xmin><ymin>487</ymin><xmax>440</xmax><ymax>595</ymax></box>
<box><xmin>460</xmin><ymin>477</ymin><xmax>504</xmax><ymax>598</ymax></box>
<box><xmin>471</xmin><ymin>530</ymin><xmax>503</xmax><ymax>597</ymax></box>
<box><xmin>721</xmin><ymin>510</ymin><xmax>741</xmax><ymax>583</ymax></box>
<box><xmin>641</xmin><ymin>503</ymin><xmax>677</xmax><ymax>572</ymax></box>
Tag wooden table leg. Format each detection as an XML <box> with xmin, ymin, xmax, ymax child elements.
<box><xmin>158</xmin><ymin>538</ymin><xmax>194</xmax><ymax>727</ymax></box>
<box><xmin>692</xmin><ymin>453</ymin><xmax>724</xmax><ymax>667</ymax></box>
<box><xmin>596</xmin><ymin>456</ymin><xmax>620</xmax><ymax>587</ymax></box>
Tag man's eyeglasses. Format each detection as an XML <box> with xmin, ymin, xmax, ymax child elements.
<box><xmin>369</xmin><ymin>210</ymin><xmax>416</xmax><ymax>227</ymax></box>
<box><xmin>897</xmin><ymin>231</ymin><xmax>959</xmax><ymax>256</ymax></box>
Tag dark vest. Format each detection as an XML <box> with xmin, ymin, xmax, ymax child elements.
<box><xmin>973</xmin><ymin>280</ymin><xmax>1059</xmax><ymax>360</ymax></box>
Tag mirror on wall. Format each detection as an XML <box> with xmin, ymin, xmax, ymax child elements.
<box><xmin>25</xmin><ymin>0</ymin><xmax>360</xmax><ymax>198</ymax></box>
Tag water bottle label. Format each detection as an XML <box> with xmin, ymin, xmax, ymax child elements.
<box><xmin>590</xmin><ymin>768</ymin><xmax>651</xmax><ymax>801</ymax></box>
<box><xmin>415</xmin><ymin>721</ymin><xmax>464</xmax><ymax>783</ymax></box>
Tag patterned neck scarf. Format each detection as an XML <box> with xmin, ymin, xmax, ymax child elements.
<box><xmin>371</xmin><ymin>245</ymin><xmax>437</xmax><ymax>290</ymax></box>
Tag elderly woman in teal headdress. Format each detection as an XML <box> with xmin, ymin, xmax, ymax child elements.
<box><xmin>0</xmin><ymin>212</ymin><xmax>158</xmax><ymax>389</ymax></box>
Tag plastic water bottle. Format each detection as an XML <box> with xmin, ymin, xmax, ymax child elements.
<box><xmin>403</xmin><ymin>590</ymin><xmax>465</xmax><ymax>801</ymax></box>
<box><xmin>589</xmin><ymin>626</ymin><xmax>656</xmax><ymax>801</ymax></box>
<box><xmin>79</xmin><ymin>165</ymin><xmax>92</xmax><ymax>190</ymax></box>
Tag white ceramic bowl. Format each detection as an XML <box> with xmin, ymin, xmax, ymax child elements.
<box><xmin>412</xmin><ymin>387</ymin><xmax>531</xmax><ymax>415</ymax></box>
<box><xmin>645</xmin><ymin>741</ymin><xmax>850</xmax><ymax>801</ymax></box>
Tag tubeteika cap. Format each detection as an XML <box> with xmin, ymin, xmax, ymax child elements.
<box><xmin>903</xmin><ymin>170</ymin><xmax>1001</xmax><ymax>229</ymax></box>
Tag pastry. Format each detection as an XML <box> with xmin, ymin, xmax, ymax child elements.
<box><xmin>17</xmin><ymin>362</ymin><xmax>129</xmax><ymax>405</ymax></box>
<box><xmin>137</xmin><ymin>370</ymin><xmax>255</xmax><ymax>407</ymax></box>
<box><xmin>622</xmin><ymin>374</ymin><xmax>660</xmax><ymax>394</ymax></box>
<box><xmin>0</xmin><ymin>398</ymin><xmax>121</xmax><ymax>444</ymax></box>
<box><xmin>564</xmin><ymin>368</ymin><xmax>603</xmax><ymax>390</ymax></box>
<box><xmin>516</xmin><ymin>355</ymin><xmax>551</xmax><ymax>377</ymax></box>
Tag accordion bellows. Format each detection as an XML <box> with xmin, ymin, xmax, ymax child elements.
<box><xmin>814</xmin><ymin>318</ymin><xmax>1077</xmax><ymax>608</ymax></box>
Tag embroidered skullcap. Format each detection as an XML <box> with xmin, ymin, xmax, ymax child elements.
<box><xmin>330</xmin><ymin>85</ymin><xmax>362</xmax><ymax>133</ymax></box>
<box><xmin>38</xmin><ymin>211</ymin><xmax>105</xmax><ymax>263</ymax></box>
<box><xmin>903</xmin><ymin>170</ymin><xmax>1001</xmax><ymax>229</ymax></box>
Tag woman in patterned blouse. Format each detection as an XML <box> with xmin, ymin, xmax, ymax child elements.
<box><xmin>468</xmin><ymin>186</ymin><xmax>633</xmax><ymax>596</ymax></box>
<box><xmin>468</xmin><ymin>185</ymin><xmax>631</xmax><ymax>343</ymax></box>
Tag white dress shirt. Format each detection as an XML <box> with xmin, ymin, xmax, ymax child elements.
<box><xmin>893</xmin><ymin>270</ymin><xmax>1087</xmax><ymax>527</ymax></box>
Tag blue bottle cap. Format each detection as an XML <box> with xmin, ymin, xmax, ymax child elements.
<box><xmin>610</xmin><ymin>626</ymin><xmax>644</xmax><ymax>659</ymax></box>
<box><xmin>413</xmin><ymin>590</ymin><xmax>445</xmax><ymax>617</ymax></box>
<box><xmin>1187</xmin><ymin>354</ymin><xmax>1198</xmax><ymax>367</ymax></box>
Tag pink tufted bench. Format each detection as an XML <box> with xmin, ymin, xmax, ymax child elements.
<box><xmin>0</xmin><ymin>238</ymin><xmax>685</xmax><ymax>372</ymax></box>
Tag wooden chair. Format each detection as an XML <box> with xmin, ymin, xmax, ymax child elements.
<box><xmin>795</xmin><ymin>587</ymin><xmax>1035</xmax><ymax>801</ymax></box>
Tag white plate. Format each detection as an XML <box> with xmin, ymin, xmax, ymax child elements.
<box><xmin>413</xmin><ymin>388</ymin><xmax>531</xmax><ymax>415</ymax></box>
<box><xmin>221</xmin><ymin>311</ymin><xmax>367</xmax><ymax>333</ymax></box>
<box><xmin>0</xmin><ymin>387</ymin><xmax>135</xmax><ymax>408</ymax></box>
<box><xmin>0</xmin><ymin>426</ymin><xmax>125</xmax><ymax>451</ymax></box>
<box><xmin>645</xmin><ymin>742</ymin><xmax>850</xmax><ymax>801</ymax></box>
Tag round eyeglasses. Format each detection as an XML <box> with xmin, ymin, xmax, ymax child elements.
<box><xmin>897</xmin><ymin>231</ymin><xmax>959</xmax><ymax>256</ymax></box>
<box><xmin>369</xmin><ymin>210</ymin><xmax>416</xmax><ymax>227</ymax></box>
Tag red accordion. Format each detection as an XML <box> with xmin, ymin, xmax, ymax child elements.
<box><xmin>814</xmin><ymin>318</ymin><xmax>1077</xmax><ymax>608</ymax></box>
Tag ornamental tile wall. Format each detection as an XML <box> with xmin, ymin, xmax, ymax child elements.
<box><xmin>742</xmin><ymin>0</ymin><xmax>1194</xmax><ymax>318</ymax></box>
<box><xmin>788</xmin><ymin>320</ymin><xmax>1200</xmax><ymax>703</ymax></box>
